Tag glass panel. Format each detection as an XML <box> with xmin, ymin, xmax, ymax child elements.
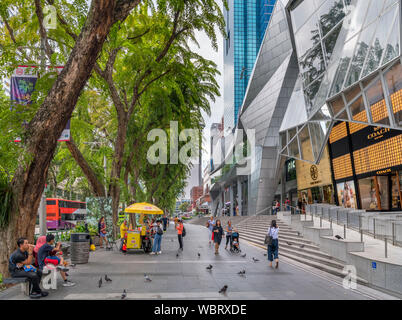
<box><xmin>305</xmin><ymin>77</ymin><xmax>323</xmax><ymax>109</ymax></box>
<box><xmin>300</xmin><ymin>44</ymin><xmax>325</xmax><ymax>86</ymax></box>
<box><xmin>350</xmin><ymin>95</ymin><xmax>367</xmax><ymax>122</ymax></box>
<box><xmin>384</xmin><ymin>0</ymin><xmax>398</xmax><ymax>10</ymax></box>
<box><xmin>317</xmin><ymin>0</ymin><xmax>345</xmax><ymax>36</ymax></box>
<box><xmin>391</xmin><ymin>173</ymin><xmax>402</xmax><ymax>209</ymax></box>
<box><xmin>382</xmin><ymin>15</ymin><xmax>400</xmax><ymax>65</ymax></box>
<box><xmin>344</xmin><ymin>85</ymin><xmax>361</xmax><ymax>103</ymax></box>
<box><xmin>358</xmin><ymin>177</ymin><xmax>380</xmax><ymax>210</ymax></box>
<box><xmin>361</xmin><ymin>9</ymin><xmax>396</xmax><ymax>78</ymax></box>
<box><xmin>329</xmin><ymin>96</ymin><xmax>345</xmax><ymax>116</ymax></box>
<box><xmin>329</xmin><ymin>33</ymin><xmax>359</xmax><ymax>96</ymax></box>
<box><xmin>385</xmin><ymin>62</ymin><xmax>402</xmax><ymax>127</ymax></box>
<box><xmin>363</xmin><ymin>0</ymin><xmax>385</xmax><ymax>27</ymax></box>
<box><xmin>366</xmin><ymin>79</ymin><xmax>390</xmax><ymax>125</ymax></box>
<box><xmin>299</xmin><ymin>125</ymin><xmax>314</xmax><ymax>162</ymax></box>
<box><xmin>290</xmin><ymin>1</ymin><xmax>318</xmax><ymax>33</ymax></box>
<box><xmin>337</xmin><ymin>181</ymin><xmax>358</xmax><ymax>209</ymax></box>
<box><xmin>280</xmin><ymin>132</ymin><xmax>287</xmax><ymax>150</ymax></box>
<box><xmin>345</xmin><ymin>0</ymin><xmax>371</xmax><ymax>41</ymax></box>
<box><xmin>336</xmin><ymin>109</ymin><xmax>349</xmax><ymax>121</ymax></box>
<box><xmin>309</xmin><ymin>122</ymin><xmax>329</xmax><ymax>161</ymax></box>
<box><xmin>377</xmin><ymin>176</ymin><xmax>390</xmax><ymax>210</ymax></box>
<box><xmin>324</xmin><ymin>24</ymin><xmax>342</xmax><ymax>62</ymax></box>
<box><xmin>345</xmin><ymin>22</ymin><xmax>377</xmax><ymax>87</ymax></box>
<box><xmin>288</xmin><ymin>128</ymin><xmax>297</xmax><ymax>141</ymax></box>
<box><xmin>295</xmin><ymin>14</ymin><xmax>321</xmax><ymax>59</ymax></box>
<box><xmin>289</xmin><ymin>136</ymin><xmax>300</xmax><ymax>158</ymax></box>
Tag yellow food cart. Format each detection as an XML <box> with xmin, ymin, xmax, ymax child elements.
<box><xmin>124</xmin><ymin>202</ymin><xmax>164</xmax><ymax>253</ymax></box>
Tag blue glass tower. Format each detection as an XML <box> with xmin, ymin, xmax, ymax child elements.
<box><xmin>224</xmin><ymin>0</ymin><xmax>277</xmax><ymax>132</ymax></box>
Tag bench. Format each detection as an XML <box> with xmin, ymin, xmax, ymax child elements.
<box><xmin>41</xmin><ymin>264</ymin><xmax>60</xmax><ymax>290</ymax></box>
<box><xmin>3</xmin><ymin>277</ymin><xmax>31</xmax><ymax>296</ymax></box>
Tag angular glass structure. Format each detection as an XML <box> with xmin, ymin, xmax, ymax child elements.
<box><xmin>280</xmin><ymin>0</ymin><xmax>401</xmax><ymax>164</ymax></box>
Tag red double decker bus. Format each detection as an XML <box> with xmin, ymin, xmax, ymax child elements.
<box><xmin>46</xmin><ymin>198</ymin><xmax>86</xmax><ymax>230</ymax></box>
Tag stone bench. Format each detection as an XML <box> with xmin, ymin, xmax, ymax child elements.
<box><xmin>41</xmin><ymin>264</ymin><xmax>63</xmax><ymax>290</ymax></box>
<box><xmin>3</xmin><ymin>277</ymin><xmax>30</xmax><ymax>296</ymax></box>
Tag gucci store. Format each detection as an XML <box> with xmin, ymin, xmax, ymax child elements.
<box><xmin>296</xmin><ymin>146</ymin><xmax>334</xmax><ymax>205</ymax></box>
<box><xmin>329</xmin><ymin>121</ymin><xmax>402</xmax><ymax>211</ymax></box>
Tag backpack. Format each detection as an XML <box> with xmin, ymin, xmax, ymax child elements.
<box><xmin>157</xmin><ymin>226</ymin><xmax>163</xmax><ymax>235</ymax></box>
<box><xmin>182</xmin><ymin>226</ymin><xmax>186</xmax><ymax>237</ymax></box>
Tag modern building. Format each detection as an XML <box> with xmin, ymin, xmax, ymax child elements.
<box><xmin>212</xmin><ymin>0</ymin><xmax>402</xmax><ymax>216</ymax></box>
<box><xmin>223</xmin><ymin>0</ymin><xmax>277</xmax><ymax>133</ymax></box>
<box><xmin>190</xmin><ymin>186</ymin><xmax>203</xmax><ymax>210</ymax></box>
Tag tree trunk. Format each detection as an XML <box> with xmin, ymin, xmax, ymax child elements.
<box><xmin>0</xmin><ymin>0</ymin><xmax>141</xmax><ymax>277</ymax></box>
<box><xmin>65</xmin><ymin>137</ymin><xmax>106</xmax><ymax>197</ymax></box>
<box><xmin>109</xmin><ymin>113</ymin><xmax>128</xmax><ymax>238</ymax></box>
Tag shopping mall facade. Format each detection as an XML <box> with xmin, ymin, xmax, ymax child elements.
<box><xmin>210</xmin><ymin>0</ymin><xmax>402</xmax><ymax>216</ymax></box>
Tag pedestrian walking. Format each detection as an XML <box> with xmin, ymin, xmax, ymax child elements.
<box><xmin>206</xmin><ymin>215</ymin><xmax>215</xmax><ymax>244</ymax></box>
<box><xmin>302</xmin><ymin>199</ymin><xmax>307</xmax><ymax>215</ymax></box>
<box><xmin>213</xmin><ymin>220</ymin><xmax>224</xmax><ymax>255</ymax></box>
<box><xmin>285</xmin><ymin>198</ymin><xmax>291</xmax><ymax>211</ymax></box>
<box><xmin>267</xmin><ymin>220</ymin><xmax>279</xmax><ymax>269</ymax></box>
<box><xmin>98</xmin><ymin>217</ymin><xmax>109</xmax><ymax>248</ymax></box>
<box><xmin>297</xmin><ymin>198</ymin><xmax>302</xmax><ymax>214</ymax></box>
<box><xmin>150</xmin><ymin>220</ymin><xmax>163</xmax><ymax>255</ymax></box>
<box><xmin>162</xmin><ymin>215</ymin><xmax>168</xmax><ymax>231</ymax></box>
<box><xmin>225</xmin><ymin>220</ymin><xmax>233</xmax><ymax>250</ymax></box>
<box><xmin>176</xmin><ymin>218</ymin><xmax>184</xmax><ymax>251</ymax></box>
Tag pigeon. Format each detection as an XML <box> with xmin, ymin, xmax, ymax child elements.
<box><xmin>69</xmin><ymin>264</ymin><xmax>76</xmax><ymax>268</ymax></box>
<box><xmin>176</xmin><ymin>253</ymin><xmax>179</xmax><ymax>258</ymax></box>
<box><xmin>105</xmin><ymin>274</ymin><xmax>112</xmax><ymax>282</ymax></box>
<box><xmin>98</xmin><ymin>277</ymin><xmax>102</xmax><ymax>288</ymax></box>
<box><xmin>237</xmin><ymin>269</ymin><xmax>246</xmax><ymax>275</ymax></box>
<box><xmin>121</xmin><ymin>289</ymin><xmax>127</xmax><ymax>300</ymax></box>
<box><xmin>286</xmin><ymin>242</ymin><xmax>292</xmax><ymax>246</ymax></box>
<box><xmin>297</xmin><ymin>232</ymin><xmax>301</xmax><ymax>237</ymax></box>
<box><xmin>144</xmin><ymin>274</ymin><xmax>152</xmax><ymax>282</ymax></box>
<box><xmin>197</xmin><ymin>253</ymin><xmax>201</xmax><ymax>258</ymax></box>
<box><xmin>252</xmin><ymin>257</ymin><xmax>259</xmax><ymax>262</ymax></box>
<box><xmin>219</xmin><ymin>285</ymin><xmax>228</xmax><ymax>294</ymax></box>
<box><xmin>240</xmin><ymin>253</ymin><xmax>246</xmax><ymax>258</ymax></box>
<box><xmin>263</xmin><ymin>253</ymin><xmax>267</xmax><ymax>256</ymax></box>
<box><xmin>206</xmin><ymin>264</ymin><xmax>213</xmax><ymax>270</ymax></box>
<box><xmin>299</xmin><ymin>244</ymin><xmax>305</xmax><ymax>248</ymax></box>
<box><xmin>335</xmin><ymin>235</ymin><xmax>343</xmax><ymax>240</ymax></box>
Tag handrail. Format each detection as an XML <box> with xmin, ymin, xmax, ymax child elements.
<box><xmin>256</xmin><ymin>206</ymin><xmax>272</xmax><ymax>216</ymax></box>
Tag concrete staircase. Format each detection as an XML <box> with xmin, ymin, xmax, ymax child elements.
<box><xmin>189</xmin><ymin>215</ymin><xmax>366</xmax><ymax>282</ymax></box>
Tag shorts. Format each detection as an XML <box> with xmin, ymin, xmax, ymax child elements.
<box><xmin>100</xmin><ymin>232</ymin><xmax>107</xmax><ymax>238</ymax></box>
<box><xmin>44</xmin><ymin>256</ymin><xmax>60</xmax><ymax>266</ymax></box>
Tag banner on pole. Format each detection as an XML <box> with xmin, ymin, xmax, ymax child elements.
<box><xmin>10</xmin><ymin>65</ymin><xmax>70</xmax><ymax>142</ymax></box>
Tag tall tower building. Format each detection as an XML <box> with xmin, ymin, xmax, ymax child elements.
<box><xmin>223</xmin><ymin>0</ymin><xmax>277</xmax><ymax>133</ymax></box>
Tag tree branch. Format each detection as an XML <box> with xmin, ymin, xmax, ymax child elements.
<box><xmin>34</xmin><ymin>0</ymin><xmax>55</xmax><ymax>60</ymax></box>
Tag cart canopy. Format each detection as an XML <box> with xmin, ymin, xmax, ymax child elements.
<box><xmin>125</xmin><ymin>202</ymin><xmax>163</xmax><ymax>215</ymax></box>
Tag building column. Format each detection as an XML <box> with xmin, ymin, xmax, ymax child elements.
<box><xmin>237</xmin><ymin>179</ymin><xmax>242</xmax><ymax>216</ymax></box>
<box><xmin>230</xmin><ymin>185</ymin><xmax>234</xmax><ymax>216</ymax></box>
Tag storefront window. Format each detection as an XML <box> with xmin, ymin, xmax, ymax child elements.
<box><xmin>337</xmin><ymin>180</ymin><xmax>357</xmax><ymax>209</ymax></box>
<box><xmin>358</xmin><ymin>176</ymin><xmax>390</xmax><ymax>210</ymax></box>
<box><xmin>391</xmin><ymin>172</ymin><xmax>402</xmax><ymax>209</ymax></box>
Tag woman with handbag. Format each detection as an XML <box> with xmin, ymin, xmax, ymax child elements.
<box><xmin>213</xmin><ymin>220</ymin><xmax>224</xmax><ymax>255</ymax></box>
<box><xmin>266</xmin><ymin>220</ymin><xmax>279</xmax><ymax>268</ymax></box>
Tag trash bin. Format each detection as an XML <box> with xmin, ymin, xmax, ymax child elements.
<box><xmin>70</xmin><ymin>233</ymin><xmax>90</xmax><ymax>264</ymax></box>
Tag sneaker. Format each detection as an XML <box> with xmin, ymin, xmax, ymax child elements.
<box><xmin>150</xmin><ymin>252</ymin><xmax>156</xmax><ymax>255</ymax></box>
<box><xmin>62</xmin><ymin>280</ymin><xmax>76</xmax><ymax>287</ymax></box>
<box><xmin>29</xmin><ymin>292</ymin><xmax>41</xmax><ymax>299</ymax></box>
<box><xmin>158</xmin><ymin>251</ymin><xmax>162</xmax><ymax>254</ymax></box>
<box><xmin>275</xmin><ymin>261</ymin><xmax>279</xmax><ymax>269</ymax></box>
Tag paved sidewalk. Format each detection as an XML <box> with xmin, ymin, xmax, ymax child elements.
<box><xmin>0</xmin><ymin>222</ymin><xmax>398</xmax><ymax>300</ymax></box>
<box><xmin>303</xmin><ymin>214</ymin><xmax>402</xmax><ymax>266</ymax></box>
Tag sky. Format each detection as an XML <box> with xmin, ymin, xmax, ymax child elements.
<box><xmin>182</xmin><ymin>12</ymin><xmax>225</xmax><ymax>199</ymax></box>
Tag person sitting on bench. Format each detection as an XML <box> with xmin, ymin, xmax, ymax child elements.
<box><xmin>9</xmin><ymin>237</ymin><xmax>49</xmax><ymax>299</ymax></box>
<box><xmin>37</xmin><ymin>234</ymin><xmax>75</xmax><ymax>287</ymax></box>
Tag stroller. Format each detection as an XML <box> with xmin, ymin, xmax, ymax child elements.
<box><xmin>230</xmin><ymin>231</ymin><xmax>241</xmax><ymax>253</ymax></box>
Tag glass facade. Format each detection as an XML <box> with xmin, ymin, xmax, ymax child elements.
<box><xmin>224</xmin><ymin>0</ymin><xmax>277</xmax><ymax>130</ymax></box>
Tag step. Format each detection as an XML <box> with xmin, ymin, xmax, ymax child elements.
<box><xmin>247</xmin><ymin>241</ymin><xmax>368</xmax><ymax>285</ymax></box>
<box><xmin>236</xmin><ymin>228</ymin><xmax>314</xmax><ymax>245</ymax></box>
<box><xmin>240</xmin><ymin>236</ymin><xmax>345</xmax><ymax>269</ymax></box>
<box><xmin>236</xmin><ymin>225</ymin><xmax>299</xmax><ymax>235</ymax></box>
